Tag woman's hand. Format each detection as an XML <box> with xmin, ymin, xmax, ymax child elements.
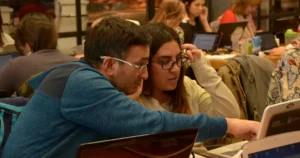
<box><xmin>269</xmin><ymin>47</ymin><xmax>285</xmax><ymax>56</ymax></box>
<box><xmin>199</xmin><ymin>6</ymin><xmax>209</xmax><ymax>21</ymax></box>
<box><xmin>182</xmin><ymin>44</ymin><xmax>205</xmax><ymax>63</ymax></box>
<box><xmin>226</xmin><ymin>118</ymin><xmax>261</xmax><ymax>141</ymax></box>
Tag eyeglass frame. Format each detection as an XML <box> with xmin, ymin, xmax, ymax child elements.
<box><xmin>100</xmin><ymin>56</ymin><xmax>148</xmax><ymax>74</ymax></box>
<box><xmin>151</xmin><ymin>54</ymin><xmax>190</xmax><ymax>70</ymax></box>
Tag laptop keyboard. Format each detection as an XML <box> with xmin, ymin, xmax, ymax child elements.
<box><xmin>221</xmin><ymin>149</ymin><xmax>241</xmax><ymax>156</ymax></box>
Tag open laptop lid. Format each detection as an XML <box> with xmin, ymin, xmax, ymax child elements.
<box><xmin>272</xmin><ymin>18</ymin><xmax>300</xmax><ymax>34</ymax></box>
<box><xmin>76</xmin><ymin>128</ymin><xmax>198</xmax><ymax>158</ymax></box>
<box><xmin>192</xmin><ymin>33</ymin><xmax>221</xmax><ymax>52</ymax></box>
<box><xmin>217</xmin><ymin>21</ymin><xmax>248</xmax><ymax>48</ymax></box>
<box><xmin>255</xmin><ymin>32</ymin><xmax>278</xmax><ymax>51</ymax></box>
<box><xmin>257</xmin><ymin>99</ymin><xmax>300</xmax><ymax>139</ymax></box>
<box><xmin>242</xmin><ymin>131</ymin><xmax>300</xmax><ymax>158</ymax></box>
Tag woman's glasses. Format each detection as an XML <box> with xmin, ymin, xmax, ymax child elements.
<box><xmin>152</xmin><ymin>51</ymin><xmax>190</xmax><ymax>70</ymax></box>
<box><xmin>100</xmin><ymin>56</ymin><xmax>148</xmax><ymax>74</ymax></box>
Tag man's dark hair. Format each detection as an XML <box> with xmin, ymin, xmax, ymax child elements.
<box><xmin>84</xmin><ymin>17</ymin><xmax>152</xmax><ymax>65</ymax></box>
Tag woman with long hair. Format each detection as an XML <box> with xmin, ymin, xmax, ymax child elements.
<box><xmin>138</xmin><ymin>23</ymin><xmax>239</xmax><ymax>118</ymax></box>
<box><xmin>180</xmin><ymin>0</ymin><xmax>212</xmax><ymax>43</ymax></box>
<box><xmin>137</xmin><ymin>23</ymin><xmax>240</xmax><ymax>151</ymax></box>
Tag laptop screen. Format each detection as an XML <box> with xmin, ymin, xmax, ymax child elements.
<box><xmin>192</xmin><ymin>33</ymin><xmax>220</xmax><ymax>52</ymax></box>
<box><xmin>76</xmin><ymin>128</ymin><xmax>198</xmax><ymax>158</ymax></box>
<box><xmin>218</xmin><ymin>21</ymin><xmax>248</xmax><ymax>47</ymax></box>
<box><xmin>266</xmin><ymin>109</ymin><xmax>300</xmax><ymax>137</ymax></box>
<box><xmin>248</xmin><ymin>142</ymin><xmax>300</xmax><ymax>158</ymax></box>
<box><xmin>256</xmin><ymin>32</ymin><xmax>278</xmax><ymax>51</ymax></box>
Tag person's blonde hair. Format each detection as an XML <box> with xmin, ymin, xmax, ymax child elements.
<box><xmin>151</xmin><ymin>0</ymin><xmax>185</xmax><ymax>28</ymax></box>
<box><xmin>232</xmin><ymin>0</ymin><xmax>262</xmax><ymax>15</ymax></box>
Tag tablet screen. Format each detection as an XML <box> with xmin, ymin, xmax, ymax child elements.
<box><xmin>192</xmin><ymin>34</ymin><xmax>219</xmax><ymax>51</ymax></box>
<box><xmin>256</xmin><ymin>32</ymin><xmax>278</xmax><ymax>51</ymax></box>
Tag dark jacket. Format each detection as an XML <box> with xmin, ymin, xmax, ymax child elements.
<box><xmin>180</xmin><ymin>17</ymin><xmax>205</xmax><ymax>43</ymax></box>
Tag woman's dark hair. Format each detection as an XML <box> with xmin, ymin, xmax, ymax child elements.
<box><xmin>182</xmin><ymin>0</ymin><xmax>197</xmax><ymax>17</ymax></box>
<box><xmin>15</xmin><ymin>12</ymin><xmax>57</xmax><ymax>53</ymax></box>
<box><xmin>181</xmin><ymin>0</ymin><xmax>204</xmax><ymax>26</ymax></box>
<box><xmin>142</xmin><ymin>23</ymin><xmax>191</xmax><ymax>114</ymax></box>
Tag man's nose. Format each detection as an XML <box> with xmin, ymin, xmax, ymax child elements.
<box><xmin>140</xmin><ymin>67</ymin><xmax>148</xmax><ymax>80</ymax></box>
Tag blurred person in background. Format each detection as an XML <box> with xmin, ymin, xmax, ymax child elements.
<box><xmin>0</xmin><ymin>10</ymin><xmax>14</xmax><ymax>53</ymax></box>
<box><xmin>220</xmin><ymin>0</ymin><xmax>262</xmax><ymax>40</ymax></box>
<box><xmin>0</xmin><ymin>13</ymin><xmax>76</xmax><ymax>98</ymax></box>
<box><xmin>151</xmin><ymin>0</ymin><xmax>186</xmax><ymax>44</ymax></box>
<box><xmin>180</xmin><ymin>0</ymin><xmax>212</xmax><ymax>43</ymax></box>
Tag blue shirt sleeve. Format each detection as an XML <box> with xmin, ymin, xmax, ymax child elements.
<box><xmin>61</xmin><ymin>68</ymin><xmax>227</xmax><ymax>142</ymax></box>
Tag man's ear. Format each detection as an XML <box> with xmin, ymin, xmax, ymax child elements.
<box><xmin>102</xmin><ymin>58</ymin><xmax>116</xmax><ymax>77</ymax></box>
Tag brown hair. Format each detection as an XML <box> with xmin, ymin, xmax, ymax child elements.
<box><xmin>232</xmin><ymin>0</ymin><xmax>262</xmax><ymax>15</ymax></box>
<box><xmin>142</xmin><ymin>23</ymin><xmax>192</xmax><ymax>114</ymax></box>
<box><xmin>151</xmin><ymin>0</ymin><xmax>185</xmax><ymax>28</ymax></box>
<box><xmin>15</xmin><ymin>12</ymin><xmax>57</xmax><ymax>53</ymax></box>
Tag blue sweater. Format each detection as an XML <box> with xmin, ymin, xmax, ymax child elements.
<box><xmin>2</xmin><ymin>61</ymin><xmax>227</xmax><ymax>158</ymax></box>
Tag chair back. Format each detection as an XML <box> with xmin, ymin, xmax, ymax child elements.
<box><xmin>0</xmin><ymin>97</ymin><xmax>28</xmax><ymax>156</ymax></box>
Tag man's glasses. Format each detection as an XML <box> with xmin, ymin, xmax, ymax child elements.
<box><xmin>100</xmin><ymin>56</ymin><xmax>148</xmax><ymax>74</ymax></box>
<box><xmin>152</xmin><ymin>54</ymin><xmax>190</xmax><ymax>70</ymax></box>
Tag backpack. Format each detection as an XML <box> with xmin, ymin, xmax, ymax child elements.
<box><xmin>218</xmin><ymin>59</ymin><xmax>248</xmax><ymax>119</ymax></box>
<box><xmin>204</xmin><ymin>60</ymin><xmax>247</xmax><ymax>146</ymax></box>
<box><xmin>200</xmin><ymin>59</ymin><xmax>248</xmax><ymax>146</ymax></box>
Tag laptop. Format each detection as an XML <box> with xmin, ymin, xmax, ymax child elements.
<box><xmin>192</xmin><ymin>33</ymin><xmax>221</xmax><ymax>52</ymax></box>
<box><xmin>204</xmin><ymin>99</ymin><xmax>300</xmax><ymax>158</ymax></box>
<box><xmin>218</xmin><ymin>22</ymin><xmax>248</xmax><ymax>48</ymax></box>
<box><xmin>272</xmin><ymin>18</ymin><xmax>300</xmax><ymax>44</ymax></box>
<box><xmin>256</xmin><ymin>98</ymin><xmax>300</xmax><ymax>139</ymax></box>
<box><xmin>255</xmin><ymin>32</ymin><xmax>279</xmax><ymax>53</ymax></box>
<box><xmin>241</xmin><ymin>131</ymin><xmax>300</xmax><ymax>158</ymax></box>
<box><xmin>76</xmin><ymin>128</ymin><xmax>198</xmax><ymax>158</ymax></box>
<box><xmin>0</xmin><ymin>53</ymin><xmax>20</xmax><ymax>70</ymax></box>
